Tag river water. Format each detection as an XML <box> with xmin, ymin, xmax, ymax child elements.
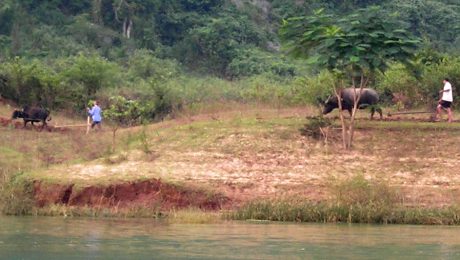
<box><xmin>1</xmin><ymin>216</ymin><xmax>460</xmax><ymax>259</ymax></box>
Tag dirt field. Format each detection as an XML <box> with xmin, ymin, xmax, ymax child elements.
<box><xmin>1</xmin><ymin>102</ymin><xmax>460</xmax><ymax>210</ymax></box>
<box><xmin>4</xmin><ymin>106</ymin><xmax>454</xmax><ymax>210</ymax></box>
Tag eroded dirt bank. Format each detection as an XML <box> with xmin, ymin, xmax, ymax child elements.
<box><xmin>33</xmin><ymin>179</ymin><xmax>229</xmax><ymax>211</ymax></box>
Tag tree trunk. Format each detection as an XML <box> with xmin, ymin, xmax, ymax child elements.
<box><xmin>92</xmin><ymin>0</ymin><xmax>103</xmax><ymax>25</ymax></box>
<box><xmin>112</xmin><ymin>128</ymin><xmax>118</xmax><ymax>153</ymax></box>
<box><xmin>348</xmin><ymin>75</ymin><xmax>369</xmax><ymax>147</ymax></box>
<box><xmin>122</xmin><ymin>18</ymin><xmax>133</xmax><ymax>39</ymax></box>
<box><xmin>126</xmin><ymin>19</ymin><xmax>132</xmax><ymax>39</ymax></box>
<box><xmin>11</xmin><ymin>22</ymin><xmax>20</xmax><ymax>55</ymax></box>
<box><xmin>346</xmin><ymin>75</ymin><xmax>368</xmax><ymax>148</ymax></box>
<box><xmin>335</xmin><ymin>87</ymin><xmax>349</xmax><ymax>149</ymax></box>
<box><xmin>122</xmin><ymin>18</ymin><xmax>127</xmax><ymax>37</ymax></box>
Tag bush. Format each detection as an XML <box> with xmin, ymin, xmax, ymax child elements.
<box><xmin>55</xmin><ymin>54</ymin><xmax>124</xmax><ymax>110</ymax></box>
<box><xmin>0</xmin><ymin>57</ymin><xmax>62</xmax><ymax>108</ymax></box>
<box><xmin>376</xmin><ymin>62</ymin><xmax>420</xmax><ymax>107</ymax></box>
<box><xmin>292</xmin><ymin>70</ymin><xmax>335</xmax><ymax>108</ymax></box>
<box><xmin>226</xmin><ymin>48</ymin><xmax>296</xmax><ymax>79</ymax></box>
<box><xmin>126</xmin><ymin>49</ymin><xmax>180</xmax><ymax>83</ymax></box>
<box><xmin>300</xmin><ymin>116</ymin><xmax>333</xmax><ymax>140</ymax></box>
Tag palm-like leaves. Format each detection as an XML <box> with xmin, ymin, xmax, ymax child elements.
<box><xmin>280</xmin><ymin>7</ymin><xmax>420</xmax><ymax>76</ymax></box>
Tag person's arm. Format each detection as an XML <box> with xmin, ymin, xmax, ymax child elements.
<box><xmin>440</xmin><ymin>84</ymin><xmax>452</xmax><ymax>93</ymax></box>
<box><xmin>88</xmin><ymin>107</ymin><xmax>94</xmax><ymax>116</ymax></box>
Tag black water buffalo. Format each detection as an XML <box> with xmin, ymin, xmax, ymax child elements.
<box><xmin>323</xmin><ymin>88</ymin><xmax>382</xmax><ymax>119</ymax></box>
<box><xmin>11</xmin><ymin>106</ymin><xmax>52</xmax><ymax>129</ymax></box>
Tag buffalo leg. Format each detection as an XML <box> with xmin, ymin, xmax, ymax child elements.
<box><xmin>370</xmin><ymin>106</ymin><xmax>383</xmax><ymax>120</ymax></box>
<box><xmin>377</xmin><ymin>107</ymin><xmax>383</xmax><ymax>119</ymax></box>
<box><xmin>40</xmin><ymin>120</ymin><xmax>47</xmax><ymax>131</ymax></box>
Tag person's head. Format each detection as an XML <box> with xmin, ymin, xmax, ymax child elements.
<box><xmin>443</xmin><ymin>78</ymin><xmax>450</xmax><ymax>83</ymax></box>
<box><xmin>94</xmin><ymin>100</ymin><xmax>99</xmax><ymax>106</ymax></box>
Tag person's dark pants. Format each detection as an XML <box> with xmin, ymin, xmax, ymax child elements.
<box><xmin>91</xmin><ymin>121</ymin><xmax>101</xmax><ymax>129</ymax></box>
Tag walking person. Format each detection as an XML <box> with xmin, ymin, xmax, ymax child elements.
<box><xmin>87</xmin><ymin>100</ymin><xmax>102</xmax><ymax>130</ymax></box>
<box><xmin>436</xmin><ymin>78</ymin><xmax>454</xmax><ymax>123</ymax></box>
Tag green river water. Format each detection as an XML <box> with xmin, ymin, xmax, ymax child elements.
<box><xmin>1</xmin><ymin>216</ymin><xmax>460</xmax><ymax>259</ymax></box>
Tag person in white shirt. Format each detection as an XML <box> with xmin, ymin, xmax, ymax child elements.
<box><xmin>436</xmin><ymin>78</ymin><xmax>453</xmax><ymax>123</ymax></box>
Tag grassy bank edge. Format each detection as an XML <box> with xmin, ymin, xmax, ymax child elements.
<box><xmin>2</xmin><ymin>175</ymin><xmax>460</xmax><ymax>225</ymax></box>
<box><xmin>3</xmin><ymin>199</ymin><xmax>460</xmax><ymax>226</ymax></box>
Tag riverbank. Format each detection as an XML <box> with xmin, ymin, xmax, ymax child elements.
<box><xmin>2</xmin><ymin>106</ymin><xmax>460</xmax><ymax>224</ymax></box>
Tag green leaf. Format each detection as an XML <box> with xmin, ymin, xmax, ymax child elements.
<box><xmin>306</xmin><ymin>56</ymin><xmax>320</xmax><ymax>64</ymax></box>
<box><xmin>350</xmin><ymin>56</ymin><xmax>360</xmax><ymax>62</ymax></box>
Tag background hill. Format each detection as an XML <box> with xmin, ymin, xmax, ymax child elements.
<box><xmin>1</xmin><ymin>0</ymin><xmax>460</xmax><ymax>118</ymax></box>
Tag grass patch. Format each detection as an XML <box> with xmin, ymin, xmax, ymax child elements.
<box><xmin>34</xmin><ymin>204</ymin><xmax>163</xmax><ymax>218</ymax></box>
<box><xmin>0</xmin><ymin>171</ymin><xmax>35</xmax><ymax>215</ymax></box>
<box><xmin>229</xmin><ymin>199</ymin><xmax>460</xmax><ymax>225</ymax></box>
<box><xmin>229</xmin><ymin>175</ymin><xmax>460</xmax><ymax>225</ymax></box>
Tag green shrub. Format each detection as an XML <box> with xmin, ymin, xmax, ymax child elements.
<box><xmin>291</xmin><ymin>70</ymin><xmax>335</xmax><ymax>107</ymax></box>
<box><xmin>376</xmin><ymin>62</ymin><xmax>420</xmax><ymax>107</ymax></box>
<box><xmin>126</xmin><ymin>49</ymin><xmax>180</xmax><ymax>83</ymax></box>
<box><xmin>0</xmin><ymin>57</ymin><xmax>62</xmax><ymax>107</ymax></box>
<box><xmin>300</xmin><ymin>116</ymin><xmax>333</xmax><ymax>140</ymax></box>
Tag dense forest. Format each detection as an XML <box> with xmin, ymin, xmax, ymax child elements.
<box><xmin>1</xmin><ymin>0</ymin><xmax>460</xmax><ymax>120</ymax></box>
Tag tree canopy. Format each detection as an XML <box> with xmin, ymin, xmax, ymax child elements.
<box><xmin>280</xmin><ymin>7</ymin><xmax>420</xmax><ymax>77</ymax></box>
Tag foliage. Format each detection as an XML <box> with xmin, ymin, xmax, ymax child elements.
<box><xmin>104</xmin><ymin>95</ymin><xmax>143</xmax><ymax>127</ymax></box>
<box><xmin>375</xmin><ymin>63</ymin><xmax>419</xmax><ymax>106</ymax></box>
<box><xmin>292</xmin><ymin>70</ymin><xmax>335</xmax><ymax>106</ymax></box>
<box><xmin>385</xmin><ymin>0</ymin><xmax>460</xmax><ymax>53</ymax></box>
<box><xmin>126</xmin><ymin>49</ymin><xmax>180</xmax><ymax>83</ymax></box>
<box><xmin>104</xmin><ymin>95</ymin><xmax>144</xmax><ymax>152</ymax></box>
<box><xmin>280</xmin><ymin>7</ymin><xmax>420</xmax><ymax>76</ymax></box>
<box><xmin>226</xmin><ymin>48</ymin><xmax>296</xmax><ymax>79</ymax></box>
<box><xmin>1</xmin><ymin>0</ymin><xmax>460</xmax><ymax>121</ymax></box>
<box><xmin>0</xmin><ymin>57</ymin><xmax>61</xmax><ymax>107</ymax></box>
<box><xmin>176</xmin><ymin>13</ymin><xmax>267</xmax><ymax>76</ymax></box>
<box><xmin>0</xmin><ymin>171</ymin><xmax>34</xmax><ymax>215</ymax></box>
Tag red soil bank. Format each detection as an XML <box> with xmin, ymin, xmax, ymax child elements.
<box><xmin>33</xmin><ymin>179</ymin><xmax>229</xmax><ymax>211</ymax></box>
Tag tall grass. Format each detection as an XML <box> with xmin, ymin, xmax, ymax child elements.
<box><xmin>0</xmin><ymin>170</ymin><xmax>34</xmax><ymax>215</ymax></box>
<box><xmin>33</xmin><ymin>204</ymin><xmax>163</xmax><ymax>218</ymax></box>
<box><xmin>230</xmin><ymin>175</ymin><xmax>460</xmax><ymax>225</ymax></box>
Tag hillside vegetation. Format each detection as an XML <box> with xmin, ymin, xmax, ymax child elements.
<box><xmin>1</xmin><ymin>0</ymin><xmax>460</xmax><ymax>117</ymax></box>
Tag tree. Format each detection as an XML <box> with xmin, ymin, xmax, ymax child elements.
<box><xmin>103</xmin><ymin>95</ymin><xmax>143</xmax><ymax>152</ymax></box>
<box><xmin>280</xmin><ymin>7</ymin><xmax>419</xmax><ymax>149</ymax></box>
<box><xmin>60</xmin><ymin>54</ymin><xmax>122</xmax><ymax>105</ymax></box>
<box><xmin>112</xmin><ymin>0</ymin><xmax>141</xmax><ymax>39</ymax></box>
